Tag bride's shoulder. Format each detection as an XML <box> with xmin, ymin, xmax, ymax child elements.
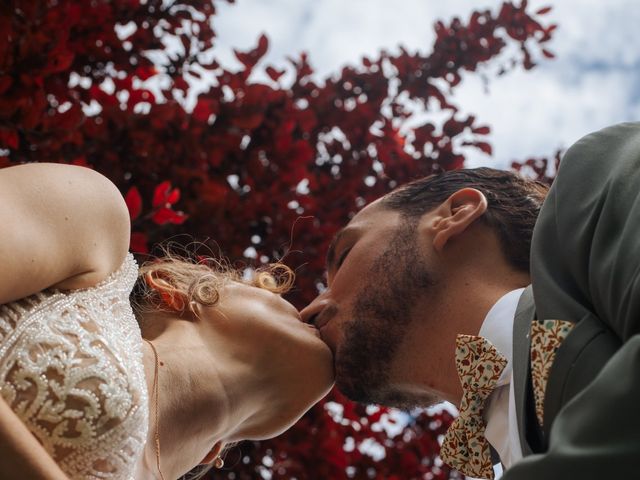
<box><xmin>0</xmin><ymin>163</ymin><xmax>131</xmax><ymax>303</ymax></box>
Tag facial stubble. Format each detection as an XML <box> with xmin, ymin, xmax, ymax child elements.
<box><xmin>335</xmin><ymin>221</ymin><xmax>439</xmax><ymax>409</ymax></box>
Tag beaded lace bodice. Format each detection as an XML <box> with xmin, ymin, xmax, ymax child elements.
<box><xmin>0</xmin><ymin>253</ymin><xmax>148</xmax><ymax>480</ymax></box>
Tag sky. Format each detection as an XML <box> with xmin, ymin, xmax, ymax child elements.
<box><xmin>208</xmin><ymin>0</ymin><xmax>640</xmax><ymax>170</ymax></box>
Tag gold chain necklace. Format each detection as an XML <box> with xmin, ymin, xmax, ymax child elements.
<box><xmin>143</xmin><ymin>338</ymin><xmax>224</xmax><ymax>475</ymax></box>
<box><xmin>143</xmin><ymin>339</ymin><xmax>166</xmax><ymax>480</ymax></box>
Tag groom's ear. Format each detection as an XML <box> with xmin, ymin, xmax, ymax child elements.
<box><xmin>428</xmin><ymin>188</ymin><xmax>488</xmax><ymax>252</ymax></box>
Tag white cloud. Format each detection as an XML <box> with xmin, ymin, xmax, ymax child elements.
<box><xmin>211</xmin><ymin>0</ymin><xmax>640</xmax><ymax>169</ymax></box>
<box><xmin>458</xmin><ymin>66</ymin><xmax>639</xmax><ymax>168</ymax></box>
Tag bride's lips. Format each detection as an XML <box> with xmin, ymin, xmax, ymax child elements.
<box><xmin>313</xmin><ymin>308</ymin><xmax>339</xmax><ymax>356</ymax></box>
<box><xmin>303</xmin><ymin>323</ymin><xmax>322</xmax><ymax>338</ymax></box>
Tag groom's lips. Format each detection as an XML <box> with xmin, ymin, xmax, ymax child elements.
<box><xmin>315</xmin><ymin>315</ymin><xmax>331</xmax><ymax>330</ymax></box>
<box><xmin>313</xmin><ymin>304</ymin><xmax>338</xmax><ymax>331</ymax></box>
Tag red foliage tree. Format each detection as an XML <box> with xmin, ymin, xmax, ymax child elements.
<box><xmin>0</xmin><ymin>1</ymin><xmax>556</xmax><ymax>478</ymax></box>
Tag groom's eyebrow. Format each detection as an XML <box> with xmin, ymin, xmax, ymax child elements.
<box><xmin>326</xmin><ymin>228</ymin><xmax>347</xmax><ymax>271</ymax></box>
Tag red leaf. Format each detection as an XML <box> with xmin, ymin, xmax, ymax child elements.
<box><xmin>200</xmin><ymin>180</ymin><xmax>229</xmax><ymax>205</ymax></box>
<box><xmin>291</xmin><ymin>140</ymin><xmax>314</xmax><ymax>164</ymax></box>
<box><xmin>208</xmin><ymin>148</ymin><xmax>224</xmax><ymax>167</ymax></box>
<box><xmin>153</xmin><ymin>181</ymin><xmax>171</xmax><ymax>207</ymax></box>
<box><xmin>152</xmin><ymin>207</ymin><xmax>187</xmax><ymax>225</ymax></box>
<box><xmin>0</xmin><ymin>128</ymin><xmax>19</xmax><ymax>149</ymax></box>
<box><xmin>114</xmin><ymin>76</ymin><xmax>133</xmax><ymax>91</ymax></box>
<box><xmin>89</xmin><ymin>84</ymin><xmax>118</xmax><ymax>106</ymax></box>
<box><xmin>542</xmin><ymin>48</ymin><xmax>556</xmax><ymax>59</ymax></box>
<box><xmin>46</xmin><ymin>49</ymin><xmax>75</xmax><ymax>74</ymax></box>
<box><xmin>256</xmin><ymin>33</ymin><xmax>269</xmax><ymax>58</ymax></box>
<box><xmin>234</xmin><ymin>34</ymin><xmax>269</xmax><ymax>69</ymax></box>
<box><xmin>130</xmin><ymin>232</ymin><xmax>149</xmax><ymax>254</ymax></box>
<box><xmin>475</xmin><ymin>141</ymin><xmax>493</xmax><ymax>155</ymax></box>
<box><xmin>192</xmin><ymin>98</ymin><xmax>218</xmax><ymax>122</ymax></box>
<box><xmin>127</xmin><ymin>88</ymin><xmax>155</xmax><ymax>108</ymax></box>
<box><xmin>442</xmin><ymin>117</ymin><xmax>465</xmax><ymax>137</ymax></box>
<box><xmin>536</xmin><ymin>6</ymin><xmax>552</xmax><ymax>15</ymax></box>
<box><xmin>71</xmin><ymin>156</ymin><xmax>90</xmax><ymax>167</ymax></box>
<box><xmin>55</xmin><ymin>104</ymin><xmax>84</xmax><ymax>130</ymax></box>
<box><xmin>135</xmin><ymin>65</ymin><xmax>158</xmax><ymax>81</ymax></box>
<box><xmin>174</xmin><ymin>77</ymin><xmax>189</xmax><ymax>92</ymax></box>
<box><xmin>170</xmin><ymin>211</ymin><xmax>187</xmax><ymax>224</ymax></box>
<box><xmin>125</xmin><ymin>186</ymin><xmax>143</xmax><ymax>220</ymax></box>
<box><xmin>266</xmin><ymin>66</ymin><xmax>285</xmax><ymax>82</ymax></box>
<box><xmin>232</xmin><ymin>112</ymin><xmax>264</xmax><ymax>130</ymax></box>
<box><xmin>471</xmin><ymin>126</ymin><xmax>491</xmax><ymax>135</ymax></box>
<box><xmin>166</xmin><ymin>187</ymin><xmax>180</xmax><ymax>204</ymax></box>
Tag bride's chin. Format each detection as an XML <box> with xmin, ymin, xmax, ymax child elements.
<box><xmin>233</xmin><ymin>380</ymin><xmax>334</xmax><ymax>442</ymax></box>
<box><xmin>234</xmin><ymin>410</ymin><xmax>308</xmax><ymax>442</ymax></box>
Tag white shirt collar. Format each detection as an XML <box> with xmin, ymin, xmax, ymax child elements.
<box><xmin>478</xmin><ymin>288</ymin><xmax>524</xmax><ymax>385</ymax></box>
<box><xmin>479</xmin><ymin>287</ymin><xmax>526</xmax><ymax>470</ymax></box>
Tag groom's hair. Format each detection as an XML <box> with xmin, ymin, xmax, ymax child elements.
<box><xmin>381</xmin><ymin>167</ymin><xmax>549</xmax><ymax>272</ymax></box>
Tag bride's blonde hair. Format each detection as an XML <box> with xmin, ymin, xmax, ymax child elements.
<box><xmin>131</xmin><ymin>245</ymin><xmax>294</xmax><ymax>320</ymax></box>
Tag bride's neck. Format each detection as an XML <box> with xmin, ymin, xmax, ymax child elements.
<box><xmin>139</xmin><ymin>318</ymin><xmax>266</xmax><ymax>479</ymax></box>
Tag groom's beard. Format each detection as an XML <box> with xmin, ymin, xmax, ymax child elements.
<box><xmin>335</xmin><ymin>223</ymin><xmax>439</xmax><ymax>410</ymax></box>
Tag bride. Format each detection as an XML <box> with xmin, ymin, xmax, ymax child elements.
<box><xmin>0</xmin><ymin>163</ymin><xmax>334</xmax><ymax>479</ymax></box>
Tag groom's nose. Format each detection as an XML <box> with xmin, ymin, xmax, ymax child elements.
<box><xmin>300</xmin><ymin>299</ymin><xmax>321</xmax><ymax>326</ymax></box>
<box><xmin>300</xmin><ymin>294</ymin><xmax>331</xmax><ymax>327</ymax></box>
<box><xmin>300</xmin><ymin>294</ymin><xmax>327</xmax><ymax>325</ymax></box>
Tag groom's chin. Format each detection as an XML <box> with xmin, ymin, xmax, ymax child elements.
<box><xmin>336</xmin><ymin>374</ymin><xmax>440</xmax><ymax>411</ymax></box>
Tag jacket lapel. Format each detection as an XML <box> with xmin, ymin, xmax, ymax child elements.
<box><xmin>512</xmin><ymin>285</ymin><xmax>536</xmax><ymax>456</ymax></box>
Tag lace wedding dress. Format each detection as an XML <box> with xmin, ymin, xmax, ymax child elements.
<box><xmin>0</xmin><ymin>253</ymin><xmax>148</xmax><ymax>480</ymax></box>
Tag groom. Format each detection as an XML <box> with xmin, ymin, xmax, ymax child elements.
<box><xmin>301</xmin><ymin>122</ymin><xmax>640</xmax><ymax>478</ymax></box>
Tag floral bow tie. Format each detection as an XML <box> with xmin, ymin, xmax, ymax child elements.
<box><xmin>440</xmin><ymin>334</ymin><xmax>507</xmax><ymax>479</ymax></box>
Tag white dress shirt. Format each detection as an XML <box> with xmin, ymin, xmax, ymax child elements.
<box><xmin>479</xmin><ymin>288</ymin><xmax>525</xmax><ymax>471</ymax></box>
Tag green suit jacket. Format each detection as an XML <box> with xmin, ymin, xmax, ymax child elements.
<box><xmin>503</xmin><ymin>122</ymin><xmax>640</xmax><ymax>478</ymax></box>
